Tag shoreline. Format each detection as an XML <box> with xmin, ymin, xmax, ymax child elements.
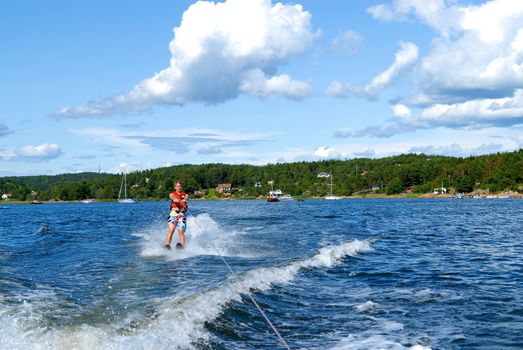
<box><xmin>2</xmin><ymin>191</ymin><xmax>522</xmax><ymax>205</ymax></box>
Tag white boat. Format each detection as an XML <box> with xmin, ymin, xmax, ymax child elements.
<box><xmin>82</xmin><ymin>199</ymin><xmax>95</xmax><ymax>203</ymax></box>
<box><xmin>118</xmin><ymin>171</ymin><xmax>138</xmax><ymax>203</ymax></box>
<box><xmin>279</xmin><ymin>194</ymin><xmax>293</xmax><ymax>201</ymax></box>
<box><xmin>267</xmin><ymin>189</ymin><xmax>282</xmax><ymax>202</ymax></box>
<box><xmin>324</xmin><ymin>172</ymin><xmax>341</xmax><ymax>200</ymax></box>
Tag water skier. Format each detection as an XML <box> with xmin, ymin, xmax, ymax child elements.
<box><xmin>164</xmin><ymin>181</ymin><xmax>189</xmax><ymax>250</ymax></box>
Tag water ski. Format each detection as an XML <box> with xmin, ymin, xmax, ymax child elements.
<box><xmin>176</xmin><ymin>243</ymin><xmax>184</xmax><ymax>249</ymax></box>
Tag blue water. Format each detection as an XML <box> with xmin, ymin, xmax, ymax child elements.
<box><xmin>0</xmin><ymin>199</ymin><xmax>522</xmax><ymax>349</ymax></box>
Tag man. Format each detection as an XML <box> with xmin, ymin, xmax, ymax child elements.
<box><xmin>164</xmin><ymin>181</ymin><xmax>189</xmax><ymax>250</ymax></box>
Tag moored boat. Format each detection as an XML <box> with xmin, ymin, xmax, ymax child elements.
<box><xmin>267</xmin><ymin>189</ymin><xmax>281</xmax><ymax>202</ymax></box>
<box><xmin>118</xmin><ymin>171</ymin><xmax>138</xmax><ymax>203</ymax></box>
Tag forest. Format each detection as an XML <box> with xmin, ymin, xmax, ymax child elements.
<box><xmin>1</xmin><ymin>150</ymin><xmax>522</xmax><ymax>201</ymax></box>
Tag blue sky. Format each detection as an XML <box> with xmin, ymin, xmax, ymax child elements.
<box><xmin>1</xmin><ymin>0</ymin><xmax>523</xmax><ymax>176</ymax></box>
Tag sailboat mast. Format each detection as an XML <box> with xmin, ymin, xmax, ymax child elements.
<box><xmin>330</xmin><ymin>171</ymin><xmax>333</xmax><ymax>196</ymax></box>
<box><xmin>118</xmin><ymin>172</ymin><xmax>124</xmax><ymax>200</ymax></box>
<box><xmin>124</xmin><ymin>172</ymin><xmax>128</xmax><ymax>199</ymax></box>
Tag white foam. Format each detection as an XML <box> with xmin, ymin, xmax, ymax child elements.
<box><xmin>330</xmin><ymin>333</ymin><xmax>432</xmax><ymax>350</ymax></box>
<box><xmin>353</xmin><ymin>300</ymin><xmax>378</xmax><ymax>312</ymax></box>
<box><xmin>135</xmin><ymin>213</ymin><xmax>251</xmax><ymax>260</ymax></box>
<box><xmin>326</xmin><ymin>315</ymin><xmax>432</xmax><ymax>350</ymax></box>
<box><xmin>0</xmin><ymin>239</ymin><xmax>373</xmax><ymax>350</ymax></box>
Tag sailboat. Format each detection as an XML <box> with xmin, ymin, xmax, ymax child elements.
<box><xmin>324</xmin><ymin>172</ymin><xmax>341</xmax><ymax>200</ymax></box>
<box><xmin>118</xmin><ymin>171</ymin><xmax>138</xmax><ymax>203</ymax></box>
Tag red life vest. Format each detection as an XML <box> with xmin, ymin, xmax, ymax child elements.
<box><xmin>170</xmin><ymin>191</ymin><xmax>188</xmax><ymax>212</ymax></box>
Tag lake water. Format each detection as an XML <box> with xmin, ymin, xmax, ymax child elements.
<box><xmin>0</xmin><ymin>199</ymin><xmax>522</xmax><ymax>349</ymax></box>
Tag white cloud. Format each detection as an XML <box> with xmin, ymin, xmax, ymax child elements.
<box><xmin>314</xmin><ymin>146</ymin><xmax>341</xmax><ymax>159</ymax></box>
<box><xmin>53</xmin><ymin>0</ymin><xmax>317</xmax><ymax>118</ymax></box>
<box><xmin>326</xmin><ymin>41</ymin><xmax>418</xmax><ymax>98</ymax></box>
<box><xmin>331</xmin><ymin>30</ymin><xmax>363</xmax><ymax>56</ymax></box>
<box><xmin>367</xmin><ymin>0</ymin><xmax>462</xmax><ymax>37</ymax></box>
<box><xmin>336</xmin><ymin>89</ymin><xmax>523</xmax><ymax>138</ymax></box>
<box><xmin>392</xmin><ymin>104</ymin><xmax>412</xmax><ymax>120</ymax></box>
<box><xmin>239</xmin><ymin>69</ymin><xmax>312</xmax><ymax>99</ymax></box>
<box><xmin>418</xmin><ymin>89</ymin><xmax>523</xmax><ymax>127</ymax></box>
<box><xmin>325</xmin><ymin>80</ymin><xmax>352</xmax><ymax>98</ymax></box>
<box><xmin>357</xmin><ymin>0</ymin><xmax>523</xmax><ymax>137</ymax></box>
<box><xmin>388</xmin><ymin>0</ymin><xmax>523</xmax><ymax>105</ymax></box>
<box><xmin>366</xmin><ymin>0</ymin><xmax>523</xmax><ymax>106</ymax></box>
<box><xmin>0</xmin><ymin>143</ymin><xmax>63</xmax><ymax>161</ymax></box>
<box><xmin>363</xmin><ymin>41</ymin><xmax>418</xmax><ymax>96</ymax></box>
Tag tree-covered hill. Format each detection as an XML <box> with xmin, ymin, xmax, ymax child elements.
<box><xmin>0</xmin><ymin>172</ymin><xmax>111</xmax><ymax>200</ymax></box>
<box><xmin>1</xmin><ymin>150</ymin><xmax>522</xmax><ymax>201</ymax></box>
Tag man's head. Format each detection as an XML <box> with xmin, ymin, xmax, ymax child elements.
<box><xmin>175</xmin><ymin>181</ymin><xmax>183</xmax><ymax>192</ymax></box>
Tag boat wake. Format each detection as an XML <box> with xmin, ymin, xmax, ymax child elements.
<box><xmin>0</xmin><ymin>239</ymin><xmax>373</xmax><ymax>349</ymax></box>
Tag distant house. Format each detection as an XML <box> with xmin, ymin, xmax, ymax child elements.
<box><xmin>131</xmin><ymin>183</ymin><xmax>140</xmax><ymax>189</ymax></box>
<box><xmin>254</xmin><ymin>181</ymin><xmax>262</xmax><ymax>188</ymax></box>
<box><xmin>433</xmin><ymin>187</ymin><xmax>447</xmax><ymax>194</ymax></box>
<box><xmin>31</xmin><ymin>190</ymin><xmax>38</xmax><ymax>197</ymax></box>
<box><xmin>194</xmin><ymin>189</ymin><xmax>208</xmax><ymax>195</ymax></box>
<box><xmin>406</xmin><ymin>186</ymin><xmax>414</xmax><ymax>193</ymax></box>
<box><xmin>2</xmin><ymin>193</ymin><xmax>12</xmax><ymax>200</ymax></box>
<box><xmin>216</xmin><ymin>183</ymin><xmax>232</xmax><ymax>193</ymax></box>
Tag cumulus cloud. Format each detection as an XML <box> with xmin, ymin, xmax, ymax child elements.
<box><xmin>374</xmin><ymin>0</ymin><xmax>523</xmax><ymax>105</ymax></box>
<box><xmin>336</xmin><ymin>89</ymin><xmax>523</xmax><ymax>138</ymax></box>
<box><xmin>314</xmin><ymin>146</ymin><xmax>341</xmax><ymax>159</ymax></box>
<box><xmin>326</xmin><ymin>41</ymin><xmax>418</xmax><ymax>98</ymax></box>
<box><xmin>108</xmin><ymin>162</ymin><xmax>142</xmax><ymax>174</ymax></box>
<box><xmin>417</xmin><ymin>89</ymin><xmax>523</xmax><ymax>127</ymax></box>
<box><xmin>16</xmin><ymin>143</ymin><xmax>62</xmax><ymax>160</ymax></box>
<box><xmin>364</xmin><ymin>41</ymin><xmax>418</xmax><ymax>95</ymax></box>
<box><xmin>1</xmin><ymin>143</ymin><xmax>63</xmax><ymax>161</ymax></box>
<box><xmin>239</xmin><ymin>69</ymin><xmax>312</xmax><ymax>99</ymax></box>
<box><xmin>391</xmin><ymin>103</ymin><xmax>412</xmax><ymax>120</ymax></box>
<box><xmin>331</xmin><ymin>30</ymin><xmax>363</xmax><ymax>56</ymax></box>
<box><xmin>53</xmin><ymin>0</ymin><xmax>317</xmax><ymax>118</ymax></box>
<box><xmin>367</xmin><ymin>0</ymin><xmax>462</xmax><ymax>37</ymax></box>
<box><xmin>325</xmin><ymin>80</ymin><xmax>352</xmax><ymax>98</ymax></box>
<box><xmin>343</xmin><ymin>0</ymin><xmax>523</xmax><ymax>137</ymax></box>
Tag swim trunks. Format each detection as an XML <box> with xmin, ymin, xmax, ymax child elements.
<box><xmin>168</xmin><ymin>210</ymin><xmax>187</xmax><ymax>230</ymax></box>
